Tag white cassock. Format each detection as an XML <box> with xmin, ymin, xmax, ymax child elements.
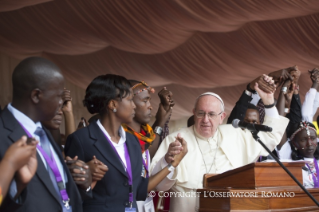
<box><xmin>150</xmin><ymin>107</ymin><xmax>289</xmax><ymax>212</ymax></box>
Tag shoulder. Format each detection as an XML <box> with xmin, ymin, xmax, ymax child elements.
<box><xmin>70</xmin><ymin>122</ymin><xmax>99</xmax><ymax>139</ymax></box>
<box><xmin>165</xmin><ymin>126</ymin><xmax>194</xmax><ymax>140</ymax></box>
<box><xmin>218</xmin><ymin>124</ymin><xmax>242</xmax><ymax>137</ymax></box>
<box><xmin>218</xmin><ymin>124</ymin><xmax>236</xmax><ymax>132</ymax></box>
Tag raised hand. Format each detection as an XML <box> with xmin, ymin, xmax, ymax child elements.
<box><xmin>86</xmin><ymin>156</ymin><xmax>108</xmax><ymax>188</ymax></box>
<box><xmin>61</xmin><ymin>89</ymin><xmax>73</xmax><ymax>113</ymax></box>
<box><xmin>13</xmin><ymin>136</ymin><xmax>38</xmax><ymax>197</ymax></box>
<box><xmin>65</xmin><ymin>156</ymin><xmax>92</xmax><ymax>190</ymax></box>
<box><xmin>158</xmin><ymin>87</ymin><xmax>174</xmax><ymax>111</ymax></box>
<box><xmin>268</xmin><ymin>66</ymin><xmax>296</xmax><ymax>85</ymax></box>
<box><xmin>155</xmin><ymin>103</ymin><xmax>172</xmax><ymax>127</ymax></box>
<box><xmin>309</xmin><ymin>68</ymin><xmax>319</xmax><ymax>83</ymax></box>
<box><xmin>164</xmin><ymin>135</ymin><xmax>183</xmax><ymax>164</ymax></box>
<box><xmin>249</xmin><ymin>74</ymin><xmax>276</xmax><ymax>94</ymax></box>
<box><xmin>254</xmin><ymin>75</ymin><xmax>275</xmax><ymax>106</ymax></box>
<box><xmin>3</xmin><ymin>136</ymin><xmax>38</xmax><ymax>173</ymax></box>
<box><xmin>290</xmin><ymin>66</ymin><xmax>301</xmax><ymax>84</ymax></box>
<box><xmin>171</xmin><ymin>133</ymin><xmax>188</xmax><ymax>167</ymax></box>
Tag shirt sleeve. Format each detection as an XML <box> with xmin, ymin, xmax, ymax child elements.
<box><xmin>151</xmin><ymin>156</ymin><xmax>177</xmax><ymax>191</ymax></box>
<box><xmin>275</xmin><ymin>139</ymin><xmax>292</xmax><ymax>160</ymax></box>
<box><xmin>264</xmin><ymin>106</ymin><xmax>279</xmax><ymax>118</ymax></box>
<box><xmin>302</xmin><ymin>88</ymin><xmax>317</xmax><ymax>122</ymax></box>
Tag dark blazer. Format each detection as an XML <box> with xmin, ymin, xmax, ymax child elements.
<box><xmin>0</xmin><ymin>107</ymin><xmax>85</xmax><ymax>212</ymax></box>
<box><xmin>64</xmin><ymin>121</ymin><xmax>148</xmax><ymax>212</ymax></box>
<box><xmin>227</xmin><ymin>91</ymin><xmax>253</xmax><ymax>124</ymax></box>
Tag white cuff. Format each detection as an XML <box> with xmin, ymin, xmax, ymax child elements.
<box><xmin>161</xmin><ymin>157</ymin><xmax>176</xmax><ymax>179</ymax></box>
<box><xmin>265</xmin><ymin>106</ymin><xmax>279</xmax><ymax>118</ymax></box>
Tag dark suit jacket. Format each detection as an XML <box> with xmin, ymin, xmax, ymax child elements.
<box><xmin>227</xmin><ymin>91</ymin><xmax>253</xmax><ymax>124</ymax></box>
<box><xmin>65</xmin><ymin>122</ymin><xmax>148</xmax><ymax>212</ymax></box>
<box><xmin>0</xmin><ymin>107</ymin><xmax>85</xmax><ymax>212</ymax></box>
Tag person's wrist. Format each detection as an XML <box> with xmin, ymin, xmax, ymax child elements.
<box><xmin>2</xmin><ymin>157</ymin><xmax>20</xmax><ymax>172</ymax></box>
<box><xmin>164</xmin><ymin>153</ymin><xmax>170</xmax><ymax>164</ymax></box>
<box><xmin>247</xmin><ymin>83</ymin><xmax>256</xmax><ymax>94</ymax></box>
<box><xmin>154</xmin><ymin>119</ymin><xmax>165</xmax><ymax>128</ymax></box>
<box><xmin>312</xmin><ymin>82</ymin><xmax>319</xmax><ymax>90</ymax></box>
<box><xmin>263</xmin><ymin>99</ymin><xmax>275</xmax><ymax>107</ymax></box>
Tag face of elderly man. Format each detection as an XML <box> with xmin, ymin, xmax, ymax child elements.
<box><xmin>193</xmin><ymin>95</ymin><xmax>226</xmax><ymax>138</ymax></box>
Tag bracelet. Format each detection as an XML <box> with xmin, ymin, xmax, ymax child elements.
<box><xmin>246</xmin><ymin>83</ymin><xmax>256</xmax><ymax>94</ymax></box>
<box><xmin>281</xmin><ymin>87</ymin><xmax>287</xmax><ymax>93</ymax></box>
<box><xmin>284</xmin><ymin>108</ymin><xmax>290</xmax><ymax>113</ymax></box>
<box><xmin>264</xmin><ymin>102</ymin><xmax>276</xmax><ymax>108</ymax></box>
<box><xmin>167</xmin><ymin>163</ymin><xmax>175</xmax><ymax>172</ymax></box>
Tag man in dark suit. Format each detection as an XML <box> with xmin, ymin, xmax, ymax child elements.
<box><xmin>0</xmin><ymin>57</ymin><xmax>91</xmax><ymax>212</ymax></box>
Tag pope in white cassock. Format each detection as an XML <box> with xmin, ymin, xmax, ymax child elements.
<box><xmin>150</xmin><ymin>79</ymin><xmax>289</xmax><ymax>212</ymax></box>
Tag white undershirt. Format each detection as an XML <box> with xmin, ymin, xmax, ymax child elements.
<box><xmin>97</xmin><ymin>120</ymin><xmax>127</xmax><ymax>169</ymax></box>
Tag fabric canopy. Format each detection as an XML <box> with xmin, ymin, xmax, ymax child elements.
<box><xmin>1</xmin><ymin>0</ymin><xmax>319</xmax><ymax>120</ymax></box>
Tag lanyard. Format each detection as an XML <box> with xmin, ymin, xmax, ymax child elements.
<box><xmin>142</xmin><ymin>150</ymin><xmax>149</xmax><ymax>178</ymax></box>
<box><xmin>18</xmin><ymin>123</ymin><xmax>70</xmax><ymax>209</ymax></box>
<box><xmin>102</xmin><ymin>132</ymin><xmax>134</xmax><ymax>208</ymax></box>
<box><xmin>306</xmin><ymin>158</ymin><xmax>319</xmax><ymax>188</ymax></box>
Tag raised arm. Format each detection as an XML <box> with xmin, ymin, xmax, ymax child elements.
<box><xmin>150</xmin><ymin>87</ymin><xmax>174</xmax><ymax>159</ymax></box>
<box><xmin>61</xmin><ymin>89</ymin><xmax>76</xmax><ymax>140</ymax></box>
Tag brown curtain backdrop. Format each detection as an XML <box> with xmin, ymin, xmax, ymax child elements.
<box><xmin>0</xmin><ymin>0</ymin><xmax>319</xmax><ymax>121</ymax></box>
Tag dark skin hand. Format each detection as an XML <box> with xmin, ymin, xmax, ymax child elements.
<box><xmin>149</xmin><ymin>87</ymin><xmax>174</xmax><ymax>159</ymax></box>
<box><xmin>164</xmin><ymin>138</ymin><xmax>183</xmax><ymax>164</ymax></box>
<box><xmin>309</xmin><ymin>68</ymin><xmax>319</xmax><ymax>91</ymax></box>
<box><xmin>268</xmin><ymin>66</ymin><xmax>296</xmax><ymax>86</ymax></box>
<box><xmin>86</xmin><ymin>156</ymin><xmax>108</xmax><ymax>189</ymax></box>
<box><xmin>147</xmin><ymin>133</ymin><xmax>188</xmax><ymax>192</ymax></box>
<box><xmin>61</xmin><ymin>89</ymin><xmax>72</xmax><ymax>113</ymax></box>
<box><xmin>0</xmin><ymin>136</ymin><xmax>38</xmax><ymax>199</ymax></box>
<box><xmin>65</xmin><ymin>156</ymin><xmax>92</xmax><ymax>190</ymax></box>
<box><xmin>249</xmin><ymin>74</ymin><xmax>276</xmax><ymax>94</ymax></box>
<box><xmin>158</xmin><ymin>87</ymin><xmax>175</xmax><ymax>111</ymax></box>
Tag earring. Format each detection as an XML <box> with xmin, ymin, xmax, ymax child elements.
<box><xmin>294</xmin><ymin>147</ymin><xmax>298</xmax><ymax>151</ymax></box>
<box><xmin>113</xmin><ymin>108</ymin><xmax>117</xmax><ymax>113</ymax></box>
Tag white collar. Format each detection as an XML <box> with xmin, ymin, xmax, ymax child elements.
<box><xmin>7</xmin><ymin>103</ymin><xmax>42</xmax><ymax>136</ymax></box>
<box><xmin>97</xmin><ymin>119</ymin><xmax>126</xmax><ymax>145</ymax></box>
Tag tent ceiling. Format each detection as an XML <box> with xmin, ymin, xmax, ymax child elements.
<box><xmin>1</xmin><ymin>0</ymin><xmax>319</xmax><ymax>120</ymax></box>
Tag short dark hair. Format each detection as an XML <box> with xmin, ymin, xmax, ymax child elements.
<box><xmin>83</xmin><ymin>74</ymin><xmax>131</xmax><ymax>114</ymax></box>
<box><xmin>12</xmin><ymin>57</ymin><xmax>61</xmax><ymax>99</ymax></box>
<box><xmin>247</xmin><ymin>103</ymin><xmax>258</xmax><ymax>111</ymax></box>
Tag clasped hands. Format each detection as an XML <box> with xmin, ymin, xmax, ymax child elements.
<box><xmin>164</xmin><ymin>133</ymin><xmax>188</xmax><ymax>167</ymax></box>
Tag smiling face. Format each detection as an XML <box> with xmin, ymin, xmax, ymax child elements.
<box><xmin>132</xmin><ymin>85</ymin><xmax>153</xmax><ymax>125</ymax></box>
<box><xmin>293</xmin><ymin>129</ymin><xmax>317</xmax><ymax>158</ymax></box>
<box><xmin>193</xmin><ymin>95</ymin><xmax>226</xmax><ymax>138</ymax></box>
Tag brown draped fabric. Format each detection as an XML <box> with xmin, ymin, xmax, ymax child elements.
<box><xmin>0</xmin><ymin>0</ymin><xmax>319</xmax><ymax>120</ymax></box>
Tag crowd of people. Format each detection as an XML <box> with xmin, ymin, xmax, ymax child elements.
<box><xmin>0</xmin><ymin>57</ymin><xmax>318</xmax><ymax>212</ymax></box>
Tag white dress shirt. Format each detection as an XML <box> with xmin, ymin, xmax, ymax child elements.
<box><xmin>97</xmin><ymin>119</ymin><xmax>127</xmax><ymax>169</ymax></box>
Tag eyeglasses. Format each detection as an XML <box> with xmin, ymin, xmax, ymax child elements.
<box><xmin>195</xmin><ymin>111</ymin><xmax>223</xmax><ymax>120</ymax></box>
